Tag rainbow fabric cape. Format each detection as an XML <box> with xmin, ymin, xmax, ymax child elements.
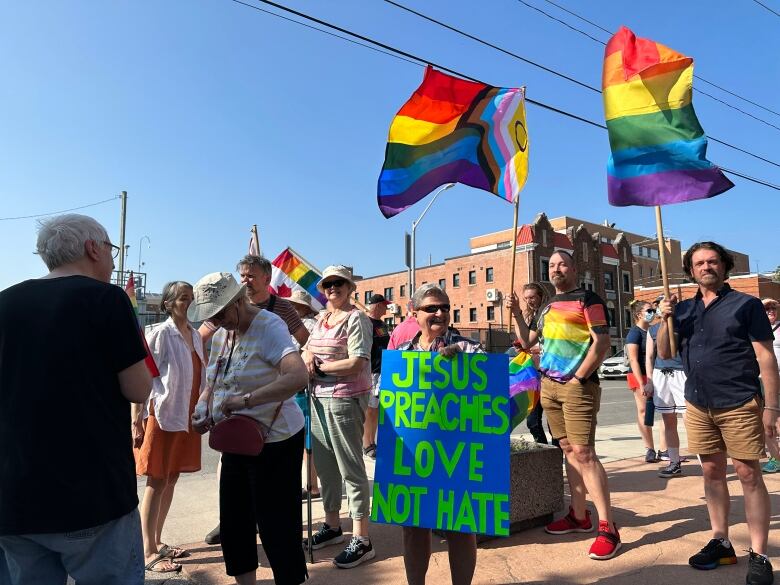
<box><xmin>377</xmin><ymin>66</ymin><xmax>529</xmax><ymax>218</ymax></box>
<box><xmin>124</xmin><ymin>272</ymin><xmax>160</xmax><ymax>377</ymax></box>
<box><xmin>508</xmin><ymin>350</ymin><xmax>540</xmax><ymax>430</ymax></box>
<box><xmin>602</xmin><ymin>26</ymin><xmax>733</xmax><ymax>206</ymax></box>
<box><xmin>268</xmin><ymin>247</ymin><xmax>327</xmax><ymax>311</ymax></box>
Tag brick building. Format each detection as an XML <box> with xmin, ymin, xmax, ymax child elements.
<box><xmin>354</xmin><ymin>212</ymin><xmax>636</xmax><ymax>353</ymax></box>
<box><xmin>634</xmin><ymin>273</ymin><xmax>780</xmax><ymax>305</ymax></box>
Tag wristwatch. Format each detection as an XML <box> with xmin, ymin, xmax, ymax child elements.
<box><xmin>574</xmin><ymin>374</ymin><xmax>588</xmax><ymax>385</ymax></box>
<box><xmin>243</xmin><ymin>393</ymin><xmax>252</xmax><ymax>409</ymax></box>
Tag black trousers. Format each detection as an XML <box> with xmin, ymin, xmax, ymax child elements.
<box><xmin>220</xmin><ymin>429</ymin><xmax>307</xmax><ymax>584</ymax></box>
<box><xmin>526</xmin><ymin>400</ymin><xmax>549</xmax><ymax>444</ymax></box>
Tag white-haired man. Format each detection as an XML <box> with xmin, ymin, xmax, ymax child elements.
<box><xmin>0</xmin><ymin>214</ymin><xmax>152</xmax><ymax>584</ymax></box>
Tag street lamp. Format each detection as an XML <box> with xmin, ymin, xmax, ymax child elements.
<box><xmin>410</xmin><ymin>183</ymin><xmax>455</xmax><ymax>294</ymax></box>
<box><xmin>138</xmin><ymin>236</ymin><xmax>151</xmax><ymax>275</ymax></box>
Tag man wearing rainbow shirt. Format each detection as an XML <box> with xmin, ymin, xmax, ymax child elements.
<box><xmin>508</xmin><ymin>250</ymin><xmax>618</xmax><ymax>560</ymax></box>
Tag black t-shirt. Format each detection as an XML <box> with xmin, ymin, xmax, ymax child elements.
<box><xmin>0</xmin><ymin>276</ymin><xmax>147</xmax><ymax>534</ymax></box>
<box><xmin>369</xmin><ymin>318</ymin><xmax>390</xmax><ymax>374</ymax></box>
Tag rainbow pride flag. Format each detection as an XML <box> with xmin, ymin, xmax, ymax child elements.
<box><xmin>377</xmin><ymin>66</ymin><xmax>529</xmax><ymax>218</ymax></box>
<box><xmin>268</xmin><ymin>247</ymin><xmax>327</xmax><ymax>311</ymax></box>
<box><xmin>124</xmin><ymin>272</ymin><xmax>160</xmax><ymax>377</ymax></box>
<box><xmin>602</xmin><ymin>26</ymin><xmax>733</xmax><ymax>206</ymax></box>
<box><xmin>508</xmin><ymin>350</ymin><xmax>540</xmax><ymax>430</ymax></box>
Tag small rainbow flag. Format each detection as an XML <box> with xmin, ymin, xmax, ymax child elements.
<box><xmin>124</xmin><ymin>272</ymin><xmax>160</xmax><ymax>377</ymax></box>
<box><xmin>508</xmin><ymin>350</ymin><xmax>540</xmax><ymax>430</ymax></box>
<box><xmin>268</xmin><ymin>247</ymin><xmax>327</xmax><ymax>311</ymax></box>
<box><xmin>603</xmin><ymin>26</ymin><xmax>733</xmax><ymax>206</ymax></box>
<box><xmin>377</xmin><ymin>66</ymin><xmax>529</xmax><ymax>218</ymax></box>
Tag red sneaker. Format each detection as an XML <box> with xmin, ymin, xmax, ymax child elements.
<box><xmin>588</xmin><ymin>521</ymin><xmax>622</xmax><ymax>560</ymax></box>
<box><xmin>545</xmin><ymin>507</ymin><xmax>593</xmax><ymax>534</ymax></box>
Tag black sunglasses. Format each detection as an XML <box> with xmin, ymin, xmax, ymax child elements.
<box><xmin>322</xmin><ymin>278</ymin><xmax>347</xmax><ymax>289</ymax></box>
<box><xmin>418</xmin><ymin>304</ymin><xmax>451</xmax><ymax>314</ymax></box>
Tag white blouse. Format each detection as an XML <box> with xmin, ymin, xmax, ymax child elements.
<box><xmin>145</xmin><ymin>318</ymin><xmax>206</xmax><ymax>432</ymax></box>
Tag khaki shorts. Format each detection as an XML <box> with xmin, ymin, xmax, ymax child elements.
<box><xmin>541</xmin><ymin>376</ymin><xmax>602</xmax><ymax>446</ymax></box>
<box><xmin>684</xmin><ymin>396</ymin><xmax>765</xmax><ymax>460</ymax></box>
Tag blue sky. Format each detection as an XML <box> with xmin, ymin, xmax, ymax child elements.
<box><xmin>1</xmin><ymin>0</ymin><xmax>777</xmax><ymax>293</ymax></box>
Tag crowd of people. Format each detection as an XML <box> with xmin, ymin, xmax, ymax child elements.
<box><xmin>0</xmin><ymin>214</ymin><xmax>778</xmax><ymax>585</ymax></box>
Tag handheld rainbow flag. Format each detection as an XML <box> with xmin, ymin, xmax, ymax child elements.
<box><xmin>602</xmin><ymin>27</ymin><xmax>733</xmax><ymax>206</ymax></box>
<box><xmin>124</xmin><ymin>272</ymin><xmax>160</xmax><ymax>377</ymax></box>
<box><xmin>377</xmin><ymin>66</ymin><xmax>529</xmax><ymax>218</ymax></box>
<box><xmin>508</xmin><ymin>350</ymin><xmax>540</xmax><ymax>430</ymax></box>
<box><xmin>268</xmin><ymin>247</ymin><xmax>327</xmax><ymax>311</ymax></box>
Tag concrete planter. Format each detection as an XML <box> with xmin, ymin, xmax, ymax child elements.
<box><xmin>507</xmin><ymin>440</ymin><xmax>564</xmax><ymax>534</ymax></box>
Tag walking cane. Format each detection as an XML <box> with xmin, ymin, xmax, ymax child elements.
<box><xmin>305</xmin><ymin>380</ymin><xmax>314</xmax><ymax>564</ymax></box>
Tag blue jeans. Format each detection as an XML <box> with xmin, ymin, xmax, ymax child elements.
<box><xmin>0</xmin><ymin>509</ymin><xmax>143</xmax><ymax>585</ymax></box>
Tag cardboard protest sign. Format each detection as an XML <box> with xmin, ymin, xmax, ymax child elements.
<box><xmin>371</xmin><ymin>350</ymin><xmax>511</xmax><ymax>536</ymax></box>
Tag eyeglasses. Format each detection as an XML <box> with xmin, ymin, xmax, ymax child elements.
<box><xmin>322</xmin><ymin>278</ymin><xmax>347</xmax><ymax>289</ymax></box>
<box><xmin>418</xmin><ymin>304</ymin><xmax>451</xmax><ymax>314</ymax></box>
<box><xmin>103</xmin><ymin>241</ymin><xmax>121</xmax><ymax>259</ymax></box>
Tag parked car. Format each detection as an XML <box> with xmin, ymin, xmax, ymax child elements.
<box><xmin>599</xmin><ymin>349</ymin><xmax>630</xmax><ymax>379</ymax></box>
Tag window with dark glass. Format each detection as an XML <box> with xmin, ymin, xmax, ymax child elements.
<box><xmin>604</xmin><ymin>271</ymin><xmax>615</xmax><ymax>291</ymax></box>
<box><xmin>453</xmin><ymin>273</ymin><xmax>460</xmax><ymax>287</ymax></box>
<box><xmin>486</xmin><ymin>267</ymin><xmax>494</xmax><ymax>282</ymax></box>
<box><xmin>487</xmin><ymin>306</ymin><xmax>495</xmax><ymax>321</ymax></box>
<box><xmin>453</xmin><ymin>309</ymin><xmax>460</xmax><ymax>323</ymax></box>
<box><xmin>468</xmin><ymin>270</ymin><xmax>476</xmax><ymax>285</ymax></box>
<box><xmin>384</xmin><ymin>287</ymin><xmax>393</xmax><ymax>301</ymax></box>
<box><xmin>469</xmin><ymin>308</ymin><xmax>477</xmax><ymax>322</ymax></box>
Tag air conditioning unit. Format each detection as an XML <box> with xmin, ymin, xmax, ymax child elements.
<box><xmin>387</xmin><ymin>303</ymin><xmax>400</xmax><ymax>314</ymax></box>
<box><xmin>485</xmin><ymin>288</ymin><xmax>500</xmax><ymax>302</ymax></box>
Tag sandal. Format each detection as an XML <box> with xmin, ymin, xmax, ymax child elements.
<box><xmin>363</xmin><ymin>443</ymin><xmax>377</xmax><ymax>459</ymax></box>
<box><xmin>159</xmin><ymin>543</ymin><xmax>188</xmax><ymax>559</ymax></box>
<box><xmin>145</xmin><ymin>553</ymin><xmax>182</xmax><ymax>574</ymax></box>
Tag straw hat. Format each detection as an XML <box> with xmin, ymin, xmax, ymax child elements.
<box><xmin>288</xmin><ymin>290</ymin><xmax>316</xmax><ymax>314</ymax></box>
<box><xmin>188</xmin><ymin>272</ymin><xmax>247</xmax><ymax>322</ymax></box>
<box><xmin>316</xmin><ymin>265</ymin><xmax>356</xmax><ymax>292</ymax></box>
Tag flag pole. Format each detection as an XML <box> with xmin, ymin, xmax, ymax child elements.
<box><xmin>250</xmin><ymin>225</ymin><xmax>261</xmax><ymax>256</ymax></box>
<box><xmin>507</xmin><ymin>196</ymin><xmax>520</xmax><ymax>333</ymax></box>
<box><xmin>654</xmin><ymin>205</ymin><xmax>677</xmax><ymax>356</ymax></box>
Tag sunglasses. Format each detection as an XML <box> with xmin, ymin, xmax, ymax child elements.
<box><xmin>418</xmin><ymin>304</ymin><xmax>451</xmax><ymax>314</ymax></box>
<box><xmin>322</xmin><ymin>278</ymin><xmax>347</xmax><ymax>289</ymax></box>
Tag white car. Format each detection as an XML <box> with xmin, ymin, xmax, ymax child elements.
<box><xmin>599</xmin><ymin>350</ymin><xmax>630</xmax><ymax>379</ymax></box>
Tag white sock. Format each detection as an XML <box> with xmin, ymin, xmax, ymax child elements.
<box><xmin>720</xmin><ymin>537</ymin><xmax>731</xmax><ymax>548</ymax></box>
<box><xmin>357</xmin><ymin>535</ymin><xmax>370</xmax><ymax>544</ymax></box>
<box><xmin>668</xmin><ymin>447</ymin><xmax>680</xmax><ymax>464</ymax></box>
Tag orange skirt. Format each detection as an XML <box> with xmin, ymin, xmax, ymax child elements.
<box><xmin>135</xmin><ymin>352</ymin><xmax>202</xmax><ymax>479</ymax></box>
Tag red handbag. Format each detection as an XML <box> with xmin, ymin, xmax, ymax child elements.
<box><xmin>206</xmin><ymin>332</ymin><xmax>283</xmax><ymax>456</ymax></box>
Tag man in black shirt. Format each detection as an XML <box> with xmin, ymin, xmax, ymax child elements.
<box><xmin>658</xmin><ymin>241</ymin><xmax>779</xmax><ymax>585</ymax></box>
<box><xmin>362</xmin><ymin>294</ymin><xmax>390</xmax><ymax>459</ymax></box>
<box><xmin>0</xmin><ymin>214</ymin><xmax>152</xmax><ymax>584</ymax></box>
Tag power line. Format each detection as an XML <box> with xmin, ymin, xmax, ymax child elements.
<box><xmin>533</xmin><ymin>0</ymin><xmax>780</xmax><ymax>120</ymax></box>
<box><xmin>229</xmin><ymin>0</ymin><xmax>780</xmax><ymax>190</ymax></box>
<box><xmin>721</xmin><ymin>167</ymin><xmax>780</xmax><ymax>191</ymax></box>
<box><xmin>752</xmin><ymin>0</ymin><xmax>780</xmax><ymax>18</ymax></box>
<box><xmin>0</xmin><ymin>196</ymin><xmax>119</xmax><ymax>221</ymax></box>
<box><xmin>381</xmin><ymin>0</ymin><xmax>780</xmax><ymax>164</ymax></box>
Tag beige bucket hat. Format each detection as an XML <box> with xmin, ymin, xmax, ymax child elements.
<box><xmin>188</xmin><ymin>272</ymin><xmax>247</xmax><ymax>322</ymax></box>
<box><xmin>316</xmin><ymin>265</ymin><xmax>356</xmax><ymax>292</ymax></box>
<box><xmin>288</xmin><ymin>289</ymin><xmax>317</xmax><ymax>314</ymax></box>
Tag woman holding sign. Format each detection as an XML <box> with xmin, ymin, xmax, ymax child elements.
<box><xmin>395</xmin><ymin>283</ymin><xmax>484</xmax><ymax>585</ymax></box>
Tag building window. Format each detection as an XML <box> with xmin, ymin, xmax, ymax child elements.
<box><xmin>622</xmin><ymin>271</ymin><xmax>631</xmax><ymax>293</ymax></box>
<box><xmin>623</xmin><ymin>247</ymin><xmax>628</xmax><ymax>262</ymax></box>
<box><xmin>354</xmin><ymin>292</ymin><xmax>359</xmax><ymax>300</ymax></box>
<box><xmin>453</xmin><ymin>309</ymin><xmax>461</xmax><ymax>323</ymax></box>
<box><xmin>649</xmin><ymin>268</ymin><xmax>655</xmax><ymax>277</ymax></box>
<box><xmin>606</xmin><ymin>307</ymin><xmax>616</xmax><ymax>328</ymax></box>
<box><xmin>624</xmin><ymin>308</ymin><xmax>632</xmax><ymax>330</ymax></box>
<box><xmin>541</xmin><ymin>230</ymin><xmax>548</xmax><ymax>246</ymax></box>
<box><xmin>469</xmin><ymin>308</ymin><xmax>477</xmax><ymax>322</ymax></box>
<box><xmin>487</xmin><ymin>306</ymin><xmax>495</xmax><ymax>321</ymax></box>
<box><xmin>604</xmin><ymin>271</ymin><xmax>615</xmax><ymax>291</ymax></box>
<box><xmin>468</xmin><ymin>270</ymin><xmax>477</xmax><ymax>285</ymax></box>
<box><xmin>638</xmin><ymin>265</ymin><xmax>643</xmax><ymax>277</ymax></box>
<box><xmin>453</xmin><ymin>273</ymin><xmax>460</xmax><ymax>287</ymax></box>
<box><xmin>400</xmin><ymin>284</ymin><xmax>406</xmax><ymax>297</ymax></box>
<box><xmin>486</xmin><ymin>267</ymin><xmax>494</xmax><ymax>282</ymax></box>
<box><xmin>364</xmin><ymin>290</ymin><xmax>373</xmax><ymax>304</ymax></box>
<box><xmin>650</xmin><ymin>248</ymin><xmax>659</xmax><ymax>259</ymax></box>
<box><xmin>384</xmin><ymin>287</ymin><xmax>393</xmax><ymax>301</ymax></box>
<box><xmin>384</xmin><ymin>317</ymin><xmax>394</xmax><ymax>329</ymax></box>
<box><xmin>438</xmin><ymin>278</ymin><xmax>446</xmax><ymax>290</ymax></box>
<box><xmin>582</xmin><ymin>242</ymin><xmax>588</xmax><ymax>263</ymax></box>
<box><xmin>583</xmin><ymin>280</ymin><xmax>594</xmax><ymax>292</ymax></box>
<box><xmin>540</xmin><ymin>257</ymin><xmax>550</xmax><ymax>281</ymax></box>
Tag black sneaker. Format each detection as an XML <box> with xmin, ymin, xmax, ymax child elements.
<box><xmin>333</xmin><ymin>536</ymin><xmax>376</xmax><ymax>568</ymax></box>
<box><xmin>657</xmin><ymin>450</ymin><xmax>670</xmax><ymax>461</ymax></box>
<box><xmin>204</xmin><ymin>523</ymin><xmax>220</xmax><ymax>545</ymax></box>
<box><xmin>303</xmin><ymin>523</ymin><xmax>345</xmax><ymax>550</ymax></box>
<box><xmin>658</xmin><ymin>462</ymin><xmax>682</xmax><ymax>478</ymax></box>
<box><xmin>645</xmin><ymin>448</ymin><xmax>658</xmax><ymax>463</ymax></box>
<box><xmin>689</xmin><ymin>538</ymin><xmax>737</xmax><ymax>570</ymax></box>
<box><xmin>747</xmin><ymin>549</ymin><xmax>774</xmax><ymax>585</ymax></box>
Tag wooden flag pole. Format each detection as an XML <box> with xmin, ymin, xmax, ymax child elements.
<box><xmin>251</xmin><ymin>225</ymin><xmax>261</xmax><ymax>256</ymax></box>
<box><xmin>654</xmin><ymin>205</ymin><xmax>677</xmax><ymax>356</ymax></box>
<box><xmin>507</xmin><ymin>197</ymin><xmax>520</xmax><ymax>333</ymax></box>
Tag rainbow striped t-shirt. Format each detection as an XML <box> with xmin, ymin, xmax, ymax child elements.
<box><xmin>534</xmin><ymin>289</ymin><xmax>610</xmax><ymax>383</ymax></box>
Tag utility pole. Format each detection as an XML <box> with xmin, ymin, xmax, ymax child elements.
<box><xmin>118</xmin><ymin>191</ymin><xmax>127</xmax><ymax>285</ymax></box>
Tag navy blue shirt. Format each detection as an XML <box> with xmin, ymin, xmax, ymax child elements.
<box><xmin>673</xmin><ymin>284</ymin><xmax>772</xmax><ymax>408</ymax></box>
<box><xmin>625</xmin><ymin>325</ymin><xmax>647</xmax><ymax>376</ymax></box>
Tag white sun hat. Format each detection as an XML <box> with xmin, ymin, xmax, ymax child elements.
<box><xmin>188</xmin><ymin>272</ymin><xmax>247</xmax><ymax>322</ymax></box>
